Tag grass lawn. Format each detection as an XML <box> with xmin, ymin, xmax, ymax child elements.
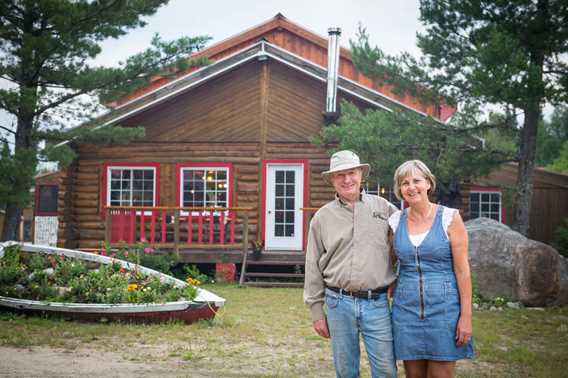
<box><xmin>0</xmin><ymin>284</ymin><xmax>567</xmax><ymax>377</ymax></box>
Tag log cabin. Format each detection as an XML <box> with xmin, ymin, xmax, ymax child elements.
<box><xmin>54</xmin><ymin>14</ymin><xmax>567</xmax><ymax>282</ymax></box>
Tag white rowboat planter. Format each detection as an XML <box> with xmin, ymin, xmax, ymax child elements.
<box><xmin>0</xmin><ymin>242</ymin><xmax>225</xmax><ymax>324</ymax></box>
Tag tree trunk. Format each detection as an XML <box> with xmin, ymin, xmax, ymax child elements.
<box><xmin>1</xmin><ymin>203</ymin><xmax>23</xmax><ymax>241</ymax></box>
<box><xmin>513</xmin><ymin>106</ymin><xmax>541</xmax><ymax>235</ymax></box>
<box><xmin>1</xmin><ymin>114</ymin><xmax>38</xmax><ymax>241</ymax></box>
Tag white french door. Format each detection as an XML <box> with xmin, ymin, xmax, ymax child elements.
<box><xmin>265</xmin><ymin>163</ymin><xmax>304</xmax><ymax>251</ymax></box>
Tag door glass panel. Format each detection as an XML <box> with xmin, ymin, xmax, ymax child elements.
<box><xmin>272</xmin><ymin>169</ymin><xmax>297</xmax><ymax>239</ymax></box>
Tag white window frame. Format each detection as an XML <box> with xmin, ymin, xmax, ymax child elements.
<box><xmin>106</xmin><ymin>166</ymin><xmax>157</xmax><ymax>209</ymax></box>
<box><xmin>179</xmin><ymin>167</ymin><xmax>230</xmax><ymax>216</ymax></box>
<box><xmin>469</xmin><ymin>190</ymin><xmax>502</xmax><ymax>222</ymax></box>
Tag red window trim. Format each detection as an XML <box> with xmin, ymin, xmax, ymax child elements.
<box><xmin>175</xmin><ymin>162</ymin><xmax>234</xmax><ymax>209</ymax></box>
<box><xmin>261</xmin><ymin>159</ymin><xmax>309</xmax><ymax>250</ymax></box>
<box><xmin>35</xmin><ymin>184</ymin><xmax>59</xmax><ymax>216</ymax></box>
<box><xmin>469</xmin><ymin>185</ymin><xmax>506</xmax><ymax>223</ymax></box>
<box><xmin>100</xmin><ymin>162</ymin><xmax>161</xmax><ymax>216</ymax></box>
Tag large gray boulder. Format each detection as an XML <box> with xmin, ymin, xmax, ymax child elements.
<box><xmin>465</xmin><ymin>218</ymin><xmax>563</xmax><ymax>306</ymax></box>
<box><xmin>552</xmin><ymin>256</ymin><xmax>568</xmax><ymax>306</ymax></box>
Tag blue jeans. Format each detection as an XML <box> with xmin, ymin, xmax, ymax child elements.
<box><xmin>325</xmin><ymin>288</ymin><xmax>397</xmax><ymax>378</ymax></box>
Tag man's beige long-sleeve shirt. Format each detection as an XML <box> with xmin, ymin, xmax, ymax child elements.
<box><xmin>303</xmin><ymin>192</ymin><xmax>398</xmax><ymax>321</ymax></box>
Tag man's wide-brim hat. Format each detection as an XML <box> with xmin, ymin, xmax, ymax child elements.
<box><xmin>322</xmin><ymin>150</ymin><xmax>370</xmax><ymax>184</ymax></box>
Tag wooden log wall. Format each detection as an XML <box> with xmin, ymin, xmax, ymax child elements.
<box><xmin>58</xmin><ymin>58</ymin><xmax>362</xmax><ymax>249</ymax></box>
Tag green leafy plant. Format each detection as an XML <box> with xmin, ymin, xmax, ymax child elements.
<box><xmin>0</xmin><ymin>246</ymin><xmax>197</xmax><ymax>305</ymax></box>
<box><xmin>552</xmin><ymin>218</ymin><xmax>568</xmax><ymax>258</ymax></box>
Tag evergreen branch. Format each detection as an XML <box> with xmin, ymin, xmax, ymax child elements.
<box><xmin>0</xmin><ymin>125</ymin><xmax>16</xmax><ymax>135</ymax></box>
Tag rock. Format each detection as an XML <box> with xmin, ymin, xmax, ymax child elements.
<box><xmin>466</xmin><ymin>218</ymin><xmax>524</xmax><ymax>299</ymax></box>
<box><xmin>513</xmin><ymin>240</ymin><xmax>559</xmax><ymax>306</ymax></box>
<box><xmin>14</xmin><ymin>284</ymin><xmax>26</xmax><ymax>294</ymax></box>
<box><xmin>466</xmin><ymin>217</ymin><xmax>562</xmax><ymax>307</ymax></box>
<box><xmin>552</xmin><ymin>255</ymin><xmax>568</xmax><ymax>306</ymax></box>
<box><xmin>43</xmin><ymin>268</ymin><xmax>55</xmax><ymax>277</ymax></box>
<box><xmin>506</xmin><ymin>302</ymin><xmax>520</xmax><ymax>309</ymax></box>
<box><xmin>490</xmin><ymin>306</ymin><xmax>497</xmax><ymax>311</ymax></box>
<box><xmin>473</xmin><ymin>303</ymin><xmax>479</xmax><ymax>310</ymax></box>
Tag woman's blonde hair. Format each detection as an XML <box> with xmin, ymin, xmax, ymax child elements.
<box><xmin>393</xmin><ymin>160</ymin><xmax>436</xmax><ymax>201</ymax></box>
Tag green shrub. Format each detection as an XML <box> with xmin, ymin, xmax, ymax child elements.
<box><xmin>552</xmin><ymin>218</ymin><xmax>568</xmax><ymax>258</ymax></box>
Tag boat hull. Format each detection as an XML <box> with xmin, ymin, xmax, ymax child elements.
<box><xmin>0</xmin><ymin>242</ymin><xmax>225</xmax><ymax>324</ymax></box>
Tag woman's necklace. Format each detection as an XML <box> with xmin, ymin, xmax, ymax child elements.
<box><xmin>410</xmin><ymin>203</ymin><xmax>434</xmax><ymax>223</ymax></box>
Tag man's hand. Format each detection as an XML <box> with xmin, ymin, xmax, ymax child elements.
<box><xmin>387</xmin><ymin>281</ymin><xmax>397</xmax><ymax>300</ymax></box>
<box><xmin>313</xmin><ymin>318</ymin><xmax>330</xmax><ymax>338</ymax></box>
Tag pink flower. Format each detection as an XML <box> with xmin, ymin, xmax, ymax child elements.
<box><xmin>124</xmin><ymin>251</ymin><xmax>129</xmax><ymax>257</ymax></box>
<box><xmin>100</xmin><ymin>250</ymin><xmax>107</xmax><ymax>256</ymax></box>
<box><xmin>143</xmin><ymin>247</ymin><xmax>154</xmax><ymax>254</ymax></box>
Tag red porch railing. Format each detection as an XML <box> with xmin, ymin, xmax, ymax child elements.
<box><xmin>104</xmin><ymin>206</ymin><xmax>253</xmax><ymax>254</ymax></box>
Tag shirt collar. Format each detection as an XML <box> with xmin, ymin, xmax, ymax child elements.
<box><xmin>335</xmin><ymin>189</ymin><xmax>367</xmax><ymax>207</ymax></box>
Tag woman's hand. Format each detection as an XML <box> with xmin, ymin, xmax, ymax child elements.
<box><xmin>455</xmin><ymin>315</ymin><xmax>472</xmax><ymax>346</ymax></box>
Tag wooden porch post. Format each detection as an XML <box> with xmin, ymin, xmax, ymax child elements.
<box><xmin>105</xmin><ymin>207</ymin><xmax>112</xmax><ymax>246</ymax></box>
<box><xmin>174</xmin><ymin>208</ymin><xmax>180</xmax><ymax>256</ymax></box>
<box><xmin>239</xmin><ymin>212</ymin><xmax>249</xmax><ymax>286</ymax></box>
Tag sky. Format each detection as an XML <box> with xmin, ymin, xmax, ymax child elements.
<box><xmin>94</xmin><ymin>0</ymin><xmax>426</xmax><ymax>67</ymax></box>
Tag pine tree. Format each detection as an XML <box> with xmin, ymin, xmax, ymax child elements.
<box><xmin>0</xmin><ymin>0</ymin><xmax>210</xmax><ymax>240</ymax></box>
<box><xmin>351</xmin><ymin>0</ymin><xmax>568</xmax><ymax>235</ymax></box>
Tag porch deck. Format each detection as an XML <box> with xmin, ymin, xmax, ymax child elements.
<box><xmin>177</xmin><ymin>249</ymin><xmax>305</xmax><ymax>265</ymax></box>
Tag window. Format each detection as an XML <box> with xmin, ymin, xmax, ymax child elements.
<box><xmin>177</xmin><ymin>163</ymin><xmax>233</xmax><ymax>213</ymax></box>
<box><xmin>104</xmin><ymin>164</ymin><xmax>159</xmax><ymax>207</ymax></box>
<box><xmin>469</xmin><ymin>191</ymin><xmax>502</xmax><ymax>222</ymax></box>
<box><xmin>35</xmin><ymin>185</ymin><xmax>58</xmax><ymax>215</ymax></box>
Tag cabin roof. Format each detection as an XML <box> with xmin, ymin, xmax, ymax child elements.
<box><xmin>86</xmin><ymin>39</ymin><xmax>446</xmax><ymax>131</ymax></box>
<box><xmin>111</xmin><ymin>13</ymin><xmax>454</xmax><ymax>121</ymax></box>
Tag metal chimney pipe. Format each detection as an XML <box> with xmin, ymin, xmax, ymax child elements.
<box><xmin>326</xmin><ymin>27</ymin><xmax>341</xmax><ymax>114</ymax></box>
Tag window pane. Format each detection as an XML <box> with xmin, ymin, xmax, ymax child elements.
<box><xmin>276</xmin><ymin>198</ymin><xmax>284</xmax><ymax>210</ymax></box>
<box><xmin>285</xmin><ymin>171</ymin><xmax>295</xmax><ymax>183</ymax></box>
<box><xmin>37</xmin><ymin>186</ymin><xmax>58</xmax><ymax>213</ymax></box>
<box><xmin>470</xmin><ymin>210</ymin><xmax>479</xmax><ymax>218</ymax></box>
<box><xmin>491</xmin><ymin>204</ymin><xmax>500</xmax><ymax>212</ymax></box>
<box><xmin>275</xmin><ymin>224</ymin><xmax>284</xmax><ymax>237</ymax></box>
<box><xmin>285</xmin><ymin>184</ymin><xmax>294</xmax><ymax>196</ymax></box>
<box><xmin>143</xmin><ymin>170</ymin><xmax>154</xmax><ymax>180</ymax></box>
<box><xmin>133</xmin><ymin>170</ymin><xmax>143</xmax><ymax>180</ymax></box>
<box><xmin>491</xmin><ymin>193</ymin><xmax>500</xmax><ymax>202</ymax></box>
<box><xmin>217</xmin><ymin>170</ymin><xmax>226</xmax><ymax>180</ymax></box>
<box><xmin>469</xmin><ymin>193</ymin><xmax>479</xmax><ymax>203</ymax></box>
<box><xmin>285</xmin><ymin>225</ymin><xmax>294</xmax><ymax>237</ymax></box>
<box><xmin>276</xmin><ymin>171</ymin><xmax>285</xmax><ymax>183</ymax></box>
<box><xmin>285</xmin><ymin>211</ymin><xmax>294</xmax><ymax>223</ymax></box>
<box><xmin>276</xmin><ymin>184</ymin><xmax>284</xmax><ymax>196</ymax></box>
<box><xmin>110</xmin><ymin>180</ymin><xmax>120</xmax><ymax>190</ymax></box>
<box><xmin>481</xmin><ymin>193</ymin><xmax>490</xmax><ymax>202</ymax></box>
<box><xmin>121</xmin><ymin>170</ymin><xmax>131</xmax><ymax>180</ymax></box>
<box><xmin>285</xmin><ymin>198</ymin><xmax>295</xmax><ymax>209</ymax></box>
<box><xmin>133</xmin><ymin>179</ymin><xmax>143</xmax><ymax>190</ymax></box>
<box><xmin>275</xmin><ymin>211</ymin><xmax>284</xmax><ymax>223</ymax></box>
<box><xmin>481</xmin><ymin>203</ymin><xmax>489</xmax><ymax>211</ymax></box>
<box><xmin>490</xmin><ymin>213</ymin><xmax>500</xmax><ymax>221</ymax></box>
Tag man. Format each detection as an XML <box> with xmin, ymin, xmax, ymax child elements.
<box><xmin>304</xmin><ymin>150</ymin><xmax>398</xmax><ymax>378</ymax></box>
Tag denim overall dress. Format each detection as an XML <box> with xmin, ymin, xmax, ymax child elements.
<box><xmin>392</xmin><ymin>206</ymin><xmax>474</xmax><ymax>361</ymax></box>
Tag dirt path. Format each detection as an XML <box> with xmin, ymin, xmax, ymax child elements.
<box><xmin>0</xmin><ymin>345</ymin><xmax>486</xmax><ymax>378</ymax></box>
<box><xmin>0</xmin><ymin>346</ymin><xmax>203</xmax><ymax>378</ymax></box>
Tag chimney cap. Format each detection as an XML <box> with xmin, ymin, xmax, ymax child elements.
<box><xmin>328</xmin><ymin>27</ymin><xmax>342</xmax><ymax>35</ymax></box>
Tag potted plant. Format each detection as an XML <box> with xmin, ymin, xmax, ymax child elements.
<box><xmin>250</xmin><ymin>240</ymin><xmax>264</xmax><ymax>261</ymax></box>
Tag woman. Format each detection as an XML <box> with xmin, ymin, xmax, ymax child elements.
<box><xmin>388</xmin><ymin>160</ymin><xmax>474</xmax><ymax>378</ymax></box>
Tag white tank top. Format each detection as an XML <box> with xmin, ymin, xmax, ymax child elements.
<box><xmin>388</xmin><ymin>206</ymin><xmax>457</xmax><ymax>247</ymax></box>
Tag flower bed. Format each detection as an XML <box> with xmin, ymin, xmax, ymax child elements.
<box><xmin>0</xmin><ymin>245</ymin><xmax>197</xmax><ymax>305</ymax></box>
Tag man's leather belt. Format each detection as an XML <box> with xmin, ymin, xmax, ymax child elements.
<box><xmin>327</xmin><ymin>286</ymin><xmax>387</xmax><ymax>299</ymax></box>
